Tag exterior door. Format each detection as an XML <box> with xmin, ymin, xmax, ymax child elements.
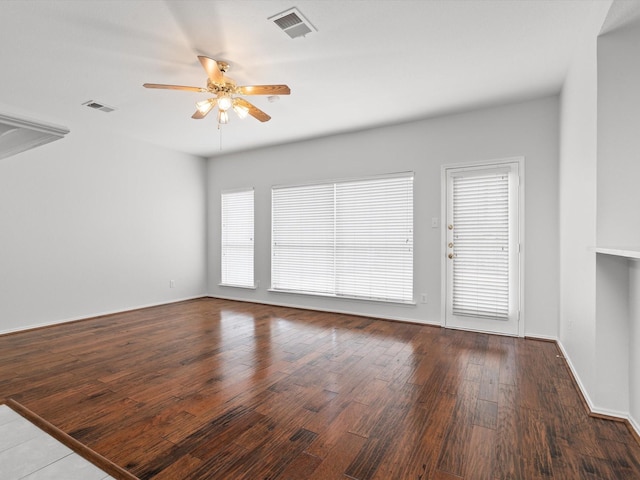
<box><xmin>444</xmin><ymin>162</ymin><xmax>521</xmax><ymax>336</ymax></box>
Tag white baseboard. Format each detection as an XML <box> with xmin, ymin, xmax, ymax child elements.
<box><xmin>0</xmin><ymin>295</ymin><xmax>206</xmax><ymax>336</ymax></box>
<box><xmin>630</xmin><ymin>414</ymin><xmax>640</xmax><ymax>439</ymax></box>
<box><xmin>207</xmin><ymin>294</ymin><xmax>443</xmax><ymax>327</ymax></box>
<box><xmin>590</xmin><ymin>405</ymin><xmax>633</xmax><ymax>419</ymax></box>
<box><xmin>556</xmin><ymin>340</ymin><xmax>598</xmax><ymax>411</ymax></box>
<box><xmin>524</xmin><ymin>333</ymin><xmax>557</xmax><ymax>341</ymax></box>
<box><xmin>557</xmin><ymin>339</ymin><xmax>640</xmax><ymax>439</ymax></box>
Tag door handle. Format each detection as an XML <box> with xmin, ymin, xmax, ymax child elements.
<box><xmin>448</xmin><ymin>253</ymin><xmax>454</xmax><ymax>259</ymax></box>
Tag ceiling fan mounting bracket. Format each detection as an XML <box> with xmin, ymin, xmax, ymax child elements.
<box><xmin>206</xmin><ymin>79</ymin><xmax>237</xmax><ymax>95</ymax></box>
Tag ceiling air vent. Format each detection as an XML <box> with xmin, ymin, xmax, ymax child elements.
<box><xmin>82</xmin><ymin>100</ymin><xmax>115</xmax><ymax>113</ymax></box>
<box><xmin>269</xmin><ymin>7</ymin><xmax>317</xmax><ymax>39</ymax></box>
<box><xmin>0</xmin><ymin>113</ymin><xmax>69</xmax><ymax>161</ymax></box>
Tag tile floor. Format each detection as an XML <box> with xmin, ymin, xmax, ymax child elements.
<box><xmin>0</xmin><ymin>405</ymin><xmax>115</xmax><ymax>480</ymax></box>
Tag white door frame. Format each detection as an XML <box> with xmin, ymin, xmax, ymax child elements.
<box><xmin>440</xmin><ymin>157</ymin><xmax>525</xmax><ymax>337</ymax></box>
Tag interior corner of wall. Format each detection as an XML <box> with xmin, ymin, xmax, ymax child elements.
<box><xmin>556</xmin><ymin>339</ymin><xmax>596</xmax><ymax>412</ymax></box>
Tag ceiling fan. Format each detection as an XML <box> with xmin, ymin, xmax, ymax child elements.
<box><xmin>143</xmin><ymin>56</ymin><xmax>290</xmax><ymax>125</ymax></box>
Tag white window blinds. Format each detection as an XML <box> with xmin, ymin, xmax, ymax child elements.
<box><xmin>451</xmin><ymin>171</ymin><xmax>509</xmax><ymax>318</ymax></box>
<box><xmin>272</xmin><ymin>173</ymin><xmax>413</xmax><ymax>303</ymax></box>
<box><xmin>221</xmin><ymin>188</ymin><xmax>254</xmax><ymax>288</ymax></box>
<box><xmin>272</xmin><ymin>184</ymin><xmax>335</xmax><ymax>295</ymax></box>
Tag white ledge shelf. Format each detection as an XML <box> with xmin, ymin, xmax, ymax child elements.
<box><xmin>592</xmin><ymin>246</ymin><xmax>640</xmax><ymax>260</ymax></box>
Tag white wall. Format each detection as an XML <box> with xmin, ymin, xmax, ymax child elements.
<box><xmin>558</xmin><ymin>22</ymin><xmax>599</xmax><ymax>404</ymax></box>
<box><xmin>597</xmin><ymin>21</ymin><xmax>640</xmax><ymax>246</ymax></box>
<box><xmin>559</xmin><ymin>3</ymin><xmax>640</xmax><ymax>423</ymax></box>
<box><xmin>595</xmin><ymin>15</ymin><xmax>640</xmax><ymax>418</ymax></box>
<box><xmin>595</xmin><ymin>254</ymin><xmax>629</xmax><ymax>414</ymax></box>
<box><xmin>0</xmin><ymin>122</ymin><xmax>207</xmax><ymax>334</ymax></box>
<box><xmin>208</xmin><ymin>96</ymin><xmax>560</xmax><ymax>337</ymax></box>
<box><xmin>630</xmin><ymin>261</ymin><xmax>640</xmax><ymax>431</ymax></box>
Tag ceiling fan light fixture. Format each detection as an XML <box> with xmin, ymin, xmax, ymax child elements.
<box><xmin>217</xmin><ymin>96</ymin><xmax>233</xmax><ymax>111</ymax></box>
<box><xmin>196</xmin><ymin>99</ymin><xmax>214</xmax><ymax>114</ymax></box>
<box><xmin>233</xmin><ymin>104</ymin><xmax>249</xmax><ymax>119</ymax></box>
<box><xmin>218</xmin><ymin>110</ymin><xmax>229</xmax><ymax>124</ymax></box>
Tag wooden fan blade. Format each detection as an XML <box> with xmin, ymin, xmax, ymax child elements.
<box><xmin>143</xmin><ymin>83</ymin><xmax>206</xmax><ymax>92</ymax></box>
<box><xmin>237</xmin><ymin>85</ymin><xmax>291</xmax><ymax>96</ymax></box>
<box><xmin>192</xmin><ymin>109</ymin><xmax>207</xmax><ymax>120</ymax></box>
<box><xmin>198</xmin><ymin>56</ymin><xmax>224</xmax><ymax>84</ymax></box>
<box><xmin>192</xmin><ymin>98</ymin><xmax>217</xmax><ymax>119</ymax></box>
<box><xmin>234</xmin><ymin>97</ymin><xmax>271</xmax><ymax>122</ymax></box>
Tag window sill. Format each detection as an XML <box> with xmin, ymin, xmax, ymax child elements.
<box><xmin>219</xmin><ymin>283</ymin><xmax>257</xmax><ymax>290</ymax></box>
<box><xmin>268</xmin><ymin>288</ymin><xmax>416</xmax><ymax>306</ymax></box>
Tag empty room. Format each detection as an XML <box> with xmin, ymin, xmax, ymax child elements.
<box><xmin>1</xmin><ymin>0</ymin><xmax>640</xmax><ymax>479</ymax></box>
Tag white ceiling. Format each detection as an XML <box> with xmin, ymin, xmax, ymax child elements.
<box><xmin>0</xmin><ymin>0</ymin><xmax>609</xmax><ymax>158</ymax></box>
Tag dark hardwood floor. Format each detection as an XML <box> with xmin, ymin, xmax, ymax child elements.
<box><xmin>1</xmin><ymin>298</ymin><xmax>639</xmax><ymax>479</ymax></box>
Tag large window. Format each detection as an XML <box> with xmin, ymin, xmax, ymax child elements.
<box><xmin>221</xmin><ymin>188</ymin><xmax>254</xmax><ymax>288</ymax></box>
<box><xmin>271</xmin><ymin>173</ymin><xmax>413</xmax><ymax>303</ymax></box>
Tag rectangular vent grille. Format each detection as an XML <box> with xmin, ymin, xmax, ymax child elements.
<box><xmin>269</xmin><ymin>7</ymin><xmax>316</xmax><ymax>39</ymax></box>
<box><xmin>82</xmin><ymin>100</ymin><xmax>116</xmax><ymax>113</ymax></box>
<box><xmin>274</xmin><ymin>13</ymin><xmax>302</xmax><ymax>30</ymax></box>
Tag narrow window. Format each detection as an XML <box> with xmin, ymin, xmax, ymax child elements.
<box><xmin>221</xmin><ymin>188</ymin><xmax>254</xmax><ymax>288</ymax></box>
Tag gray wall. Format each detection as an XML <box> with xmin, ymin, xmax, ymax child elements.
<box><xmin>208</xmin><ymin>96</ymin><xmax>560</xmax><ymax>338</ymax></box>
<box><xmin>0</xmin><ymin>121</ymin><xmax>208</xmax><ymax>333</ymax></box>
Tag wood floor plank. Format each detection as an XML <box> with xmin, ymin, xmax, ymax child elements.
<box><xmin>597</xmin><ymin>437</ymin><xmax>640</xmax><ymax>479</ymax></box>
<box><xmin>307</xmin><ymin>431</ymin><xmax>366</xmax><ymax>480</ymax></box>
<box><xmin>1</xmin><ymin>298</ymin><xmax>638</xmax><ymax>479</ymax></box>
<box><xmin>304</xmin><ymin>399</ymin><xmax>369</xmax><ymax>459</ymax></box>
<box><xmin>435</xmin><ymin>380</ymin><xmax>480</xmax><ymax>477</ymax></box>
<box><xmin>369</xmin><ymin>401</ymin><xmax>432</xmax><ymax>480</ymax></box>
<box><xmin>495</xmin><ymin>383</ymin><xmax>527</xmax><ymax>480</ymax></box>
<box><xmin>275</xmin><ymin>451</ymin><xmax>323</xmax><ymax>479</ymax></box>
<box><xmin>344</xmin><ymin>383</ymin><xmax>420</xmax><ymax>479</ymax></box>
<box><xmin>148</xmin><ymin>454</ymin><xmax>203</xmax><ymax>480</ymax></box>
<box><xmin>473</xmin><ymin>398</ymin><xmax>498</xmax><ymax>430</ymax></box>
<box><xmin>395</xmin><ymin>392</ymin><xmax>457</xmax><ymax>480</ymax></box>
<box><xmin>463</xmin><ymin>425</ymin><xmax>495</xmax><ymax>480</ymax></box>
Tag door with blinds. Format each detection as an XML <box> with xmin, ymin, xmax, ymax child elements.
<box><xmin>444</xmin><ymin>162</ymin><xmax>520</xmax><ymax>336</ymax></box>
